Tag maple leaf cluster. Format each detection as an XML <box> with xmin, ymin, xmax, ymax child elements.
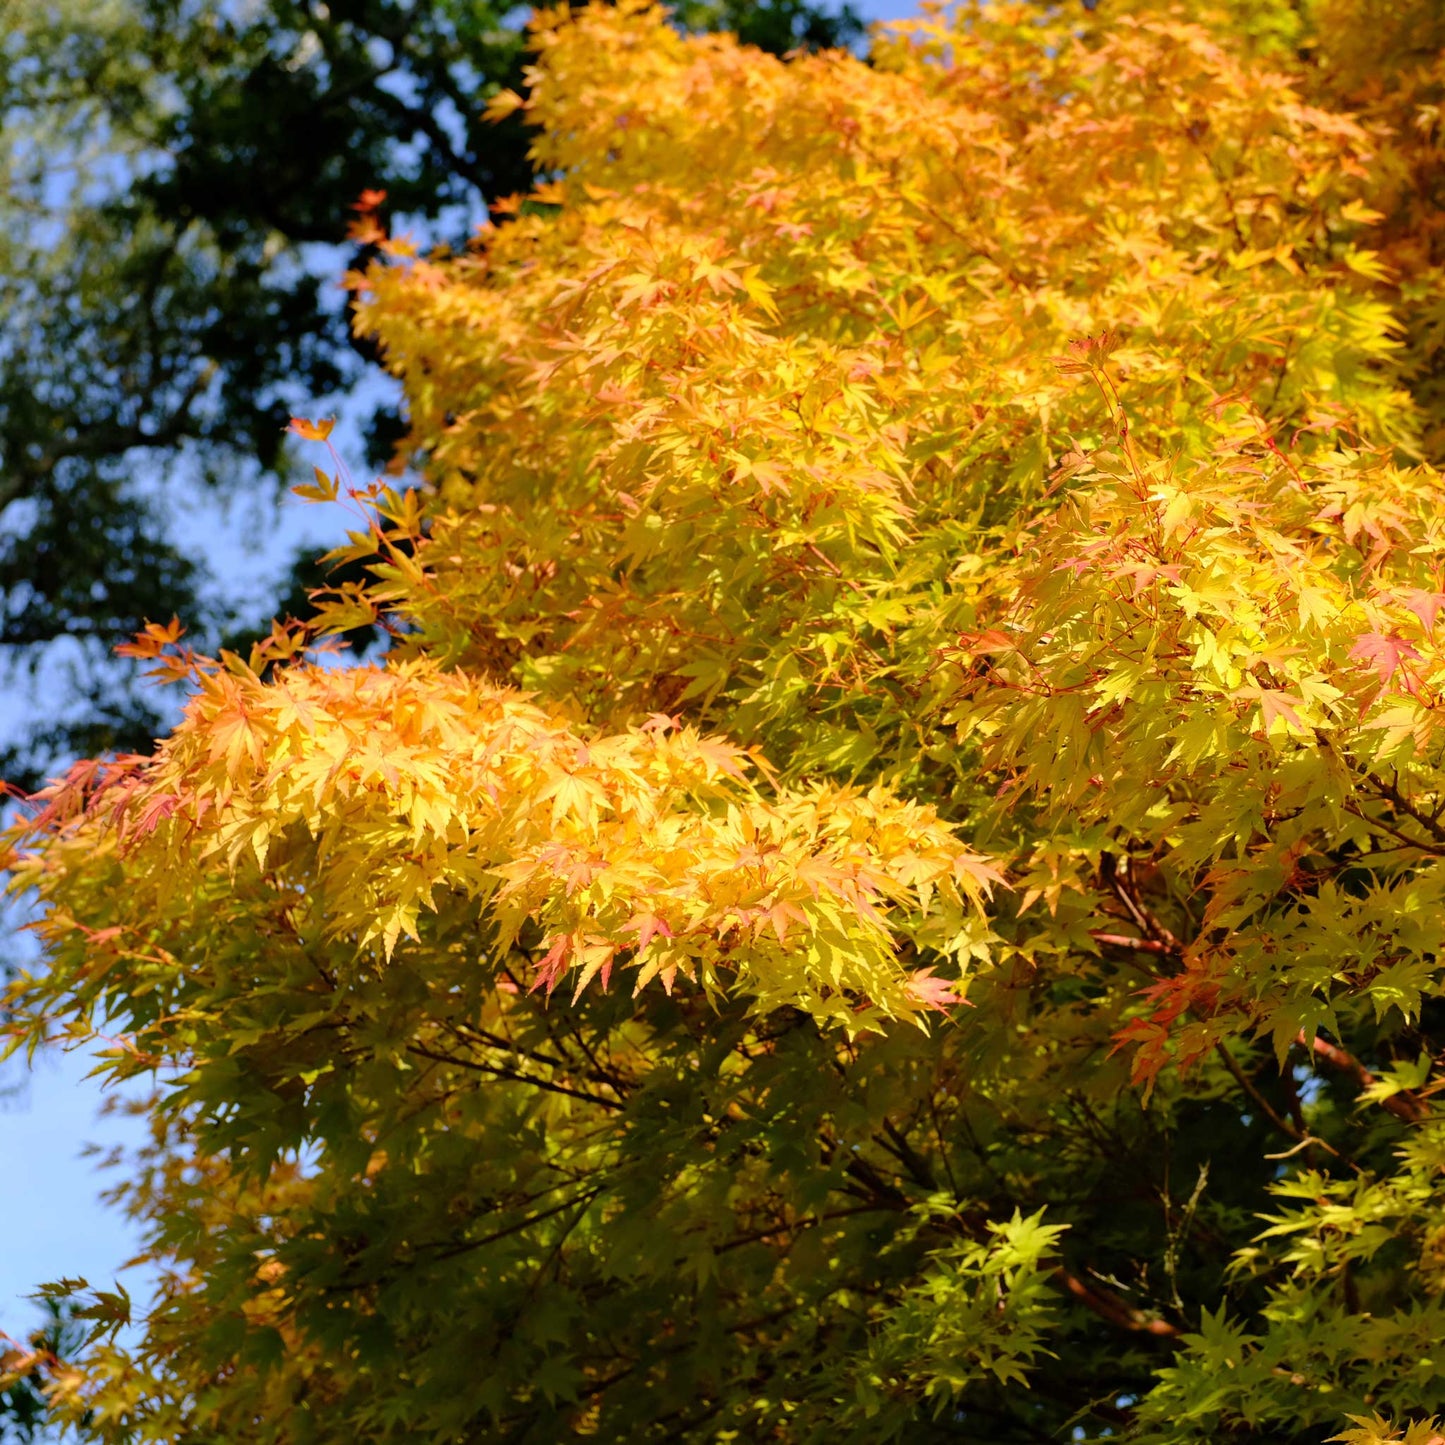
<box><xmin>7</xmin><ymin>1</ymin><xmax>1445</xmax><ymax>1441</ymax></box>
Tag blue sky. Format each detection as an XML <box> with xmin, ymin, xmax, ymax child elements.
<box><xmin>0</xmin><ymin>0</ymin><xmax>921</xmax><ymax>1356</ymax></box>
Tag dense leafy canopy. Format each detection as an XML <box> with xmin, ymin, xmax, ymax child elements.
<box><xmin>6</xmin><ymin>0</ymin><xmax>1445</xmax><ymax>1441</ymax></box>
<box><xmin>0</xmin><ymin>0</ymin><xmax>860</xmax><ymax>792</ymax></box>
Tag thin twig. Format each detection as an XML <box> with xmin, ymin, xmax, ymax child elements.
<box><xmin>1214</xmin><ymin>1042</ymin><xmax>1340</xmax><ymax>1156</ymax></box>
<box><xmin>1054</xmin><ymin>1267</ymin><xmax>1180</xmax><ymax>1337</ymax></box>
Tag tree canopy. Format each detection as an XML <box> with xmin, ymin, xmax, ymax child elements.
<box><xmin>5</xmin><ymin>1</ymin><xmax>1445</xmax><ymax>1441</ymax></box>
<box><xmin>0</xmin><ymin>0</ymin><xmax>860</xmax><ymax>792</ymax></box>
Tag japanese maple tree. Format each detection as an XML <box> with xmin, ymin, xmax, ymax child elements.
<box><xmin>5</xmin><ymin>1</ymin><xmax>1445</xmax><ymax>1440</ymax></box>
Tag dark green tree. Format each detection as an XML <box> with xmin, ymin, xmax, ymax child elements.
<box><xmin>1</xmin><ymin>1299</ymin><xmax>88</xmax><ymax>1443</ymax></box>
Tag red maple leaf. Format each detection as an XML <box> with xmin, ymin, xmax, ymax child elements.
<box><xmin>530</xmin><ymin>935</ymin><xmax>571</xmax><ymax>995</ymax></box>
<box><xmin>904</xmin><ymin>968</ymin><xmax>969</xmax><ymax>1013</ymax></box>
<box><xmin>1397</xmin><ymin>588</ymin><xmax>1445</xmax><ymax>631</ymax></box>
<box><xmin>1350</xmin><ymin>631</ymin><xmax>1421</xmax><ymax>694</ymax></box>
<box><xmin>624</xmin><ymin>913</ymin><xmax>674</xmax><ymax>955</ymax></box>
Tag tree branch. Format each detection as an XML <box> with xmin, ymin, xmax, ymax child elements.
<box><xmin>405</xmin><ymin>1043</ymin><xmax>625</xmax><ymax>1111</ymax></box>
<box><xmin>1053</xmin><ymin>1268</ymin><xmax>1180</xmax><ymax>1337</ymax></box>
<box><xmin>1214</xmin><ymin>1042</ymin><xmax>1341</xmax><ymax>1157</ymax></box>
<box><xmin>1298</xmin><ymin>1030</ymin><xmax>1428</xmax><ymax>1125</ymax></box>
<box><xmin>1091</xmin><ymin>932</ymin><xmax>1178</xmax><ymax>956</ymax></box>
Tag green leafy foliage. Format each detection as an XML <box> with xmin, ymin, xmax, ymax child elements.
<box><xmin>6</xmin><ymin>1</ymin><xmax>1445</xmax><ymax>1441</ymax></box>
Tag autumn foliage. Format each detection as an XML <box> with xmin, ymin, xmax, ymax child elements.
<box><xmin>6</xmin><ymin>1</ymin><xmax>1445</xmax><ymax>1440</ymax></box>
